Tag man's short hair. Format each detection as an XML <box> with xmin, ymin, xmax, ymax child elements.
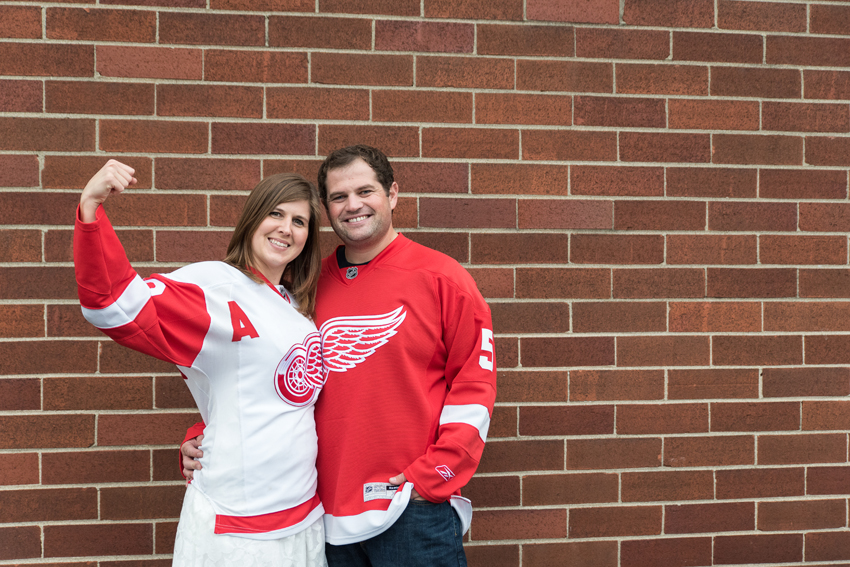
<box><xmin>317</xmin><ymin>145</ymin><xmax>394</xmax><ymax>204</ymax></box>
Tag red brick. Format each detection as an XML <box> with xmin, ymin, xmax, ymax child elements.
<box><xmin>45</xmin><ymin>81</ymin><xmax>153</xmax><ymax>117</ymax></box>
<box><xmin>713</xmin><ymin>335</ymin><xmax>802</xmax><ymax>366</ymax></box>
<box><xmin>762</xmin><ymin>499</ymin><xmax>847</xmax><ymax>531</ymax></box>
<box><xmin>47</xmin><ymin>7</ymin><xmax>154</xmax><ymax>42</ymax></box>
<box><xmin>0</xmin><ymin>452</ymin><xmax>38</xmax><ymax>486</ymax></box>
<box><xmin>617</xmin><ymin>63</ymin><xmax>707</xmax><ymax>95</ymax></box>
<box><xmin>0</xmin><ymin>43</ymin><xmax>92</xmax><ymax>77</ymax></box>
<box><xmin>764</xmin><ymin>101</ymin><xmax>850</xmax><ymax>133</ymax></box>
<box><xmin>520</xmin><ymin>405</ymin><xmax>613</xmax><ymax>436</ymax></box>
<box><xmin>157</xmin><ymin>84</ymin><xmax>262</xmax><ymax>118</ymax></box>
<box><xmin>522</xmin><ymin>541</ymin><xmax>616</xmax><ymax>567</ymax></box>
<box><xmin>575</xmin><ymin>96</ymin><xmax>665</xmax><ymax>128</ymax></box>
<box><xmin>572</xmin><ymin>369</ymin><xmax>663</xmax><ymax>401</ymax></box>
<box><xmin>102</xmin><ymin>0</ymin><xmax>204</xmax><ymax>6</ymax></box>
<box><xmin>423</xmin><ymin>127</ymin><xmax>517</xmax><ymax>159</ymax></box>
<box><xmin>768</xmin><ymin>36</ymin><xmax>850</xmax><ymax>67</ymax></box>
<box><xmin>0</xmin><ymin>414</ymin><xmax>94</xmax><ymax>449</ymax></box>
<box><xmin>761</xmin><ymin>235</ymin><xmax>846</xmax><ymax>265</ymax></box>
<box><xmin>156</xmin><ymin>158</ymin><xmax>259</xmax><ymax>192</ymax></box>
<box><xmin>668</xmin><ymin>368</ymin><xmax>760</xmax><ymax>399</ymax></box>
<box><xmin>0</xmin><ymin>339</ymin><xmax>96</xmax><ymax>374</ymax></box>
<box><xmin>0</xmin><ymin>304</ymin><xmax>43</xmax><ymax>338</ymax></box>
<box><xmin>667</xmin><ymin>167</ymin><xmax>756</xmax><ymax>198</ymax></box>
<box><xmin>516</xmin><ymin>268</ymin><xmax>610</xmax><ymax>299</ymax></box>
<box><xmin>0</xmin><ymin>117</ymin><xmax>94</xmax><ymax>151</ymax></box>
<box><xmin>468</xmin><ymin>268</ymin><xmax>513</xmax><ymax>298</ymax></box>
<box><xmin>153</xmin><ymin>448</ymin><xmax>185</xmax><ymax>481</ymax></box>
<box><xmin>374</xmin><ymin>90</ymin><xmax>472</xmax><ymax>123</ymax></box>
<box><xmin>806</xmin><ymin>70</ymin><xmax>850</xmax><ymax>101</ymax></box>
<box><xmin>623</xmin><ymin>537</ymin><xmax>712</xmax><ymax>567</ymax></box>
<box><xmin>621</xmin><ymin>132</ymin><xmax>710</xmax><ymax>163</ymax></box>
<box><xmin>617</xmin><ymin>404</ymin><xmax>708</xmax><ymax>434</ymax></box>
<box><xmin>159</xmin><ymin>12</ymin><xmax>263</xmax><ymax>46</ymax></box>
<box><xmin>623</xmin><ymin>0</ymin><xmax>713</xmax><ymax>27</ymax></box>
<box><xmin>498</xmin><ymin>371</ymin><xmax>566</xmax><ymax>403</ymax></box>
<box><xmin>376</xmin><ymin>20</ymin><xmax>473</xmax><ymax>53</ymax></box>
<box><xmin>576</xmin><ymin>27</ymin><xmax>669</xmax><ymax>60</ymax></box>
<box><xmin>808</xmin><ymin>465</ymin><xmax>850</xmax><ymax>495</ymax></box>
<box><xmin>569</xmin><ymin>506</ymin><xmax>661</xmax><ymax>538</ymax></box>
<box><xmin>573</xmin><ymin>303</ymin><xmax>665</xmax><ymax>333</ymax></box>
<box><xmin>416</xmin><ymin>56</ymin><xmax>514</xmax><ymax>89</ymax></box>
<box><xmin>0</xmin><ymin>526</ymin><xmax>41</xmax><ymax>560</ymax></box>
<box><xmin>718</xmin><ymin>0</ymin><xmax>806</xmax><ymax>32</ymax></box>
<box><xmin>0</xmin><ymin>230</ymin><xmax>40</xmax><ymax>262</ymax></box>
<box><xmin>764</xmin><ymin>367</ymin><xmax>850</xmax><ymax>398</ymax></box>
<box><xmin>517</xmin><ymin>60</ymin><xmax>612</xmax><ymax>92</ymax></box>
<box><xmin>101</xmin><ymin>194</ymin><xmax>206</xmax><ymax>227</ymax></box>
<box><xmin>47</xmin><ymin>304</ymin><xmax>119</xmax><ymax>337</ymax></box>
<box><xmin>669</xmin><ymin>302</ymin><xmax>759</xmax><ymax>333</ymax></box>
<box><xmin>807</xmin><ymin>136</ymin><xmax>850</xmax><ymax>166</ymax></box>
<box><xmin>572</xmin><ymin>165</ymin><xmax>663</xmax><ymax>196</ymax></box>
<box><xmin>44</xmin><ymin>376</ymin><xmax>151</xmax><ymax>411</ymax></box>
<box><xmin>0</xmin><ymin>378</ymin><xmax>39</xmax><ymax>410</ymax></box>
<box><xmin>521</xmin><ymin>336</ymin><xmax>614</xmax><ymax>367</ymax></box>
<box><xmin>46</xmin><ymin>228</ymin><xmax>151</xmax><ymax>262</ymax></box>
<box><xmin>98</xmin><ymin>413</ymin><xmax>201</xmax><ymax>446</ymax></box>
<box><xmin>156</xmin><ymin>522</ymin><xmax>178</xmax><ymax>555</ymax></box>
<box><xmin>466</xmin><ymin>545</ymin><xmax>519</xmax><ymax>567</ymax></box>
<box><xmin>394</xmin><ymin>161</ymin><xmax>468</xmax><ymax>194</ymax></box>
<box><xmin>665</xmin><ymin>435</ymin><xmax>754</xmax><ymax>467</ymax></box>
<box><xmin>43</xmin><ymin>450</ymin><xmax>149</xmax><ymax>484</ymax></box>
<box><xmin>613</xmin><ymin>268</ymin><xmax>704</xmax><ymax>299</ymax></box>
<box><xmin>472</xmin><ymin>163</ymin><xmax>567</xmax><ymax>196</ymax></box>
<box><xmin>477</xmin><ymin>440</ymin><xmax>564</xmax><ymax>473</ymax></box>
<box><xmin>708</xmin><ymin>268</ymin><xmax>796</xmax><ymax>298</ymax></box>
<box><xmin>0</xmin><ymin>488</ymin><xmax>97</xmax><ymax>522</ymax></box>
<box><xmin>801</xmin><ymin>269</ymin><xmax>850</xmax><ymax>298</ymax></box>
<box><xmin>712</xmin><ymin>401</ymin><xmax>799</xmax><ymax>432</ymax></box>
<box><xmin>618</xmin><ymin>336</ymin><xmax>710</xmax><ymax>367</ymax></box>
<box><xmin>269</xmin><ymin>15</ymin><xmax>370</xmax><ymax>49</ymax></box>
<box><xmin>211</xmin><ymin>0</ymin><xmax>312</xmax><ymax>9</ymax></box>
<box><xmin>671</xmin><ymin>235</ymin><xmax>755</xmax><ymax>268</ymax></box>
<box><xmin>102</xmin><ymin>485</ymin><xmax>185</xmax><ymax>520</ymax></box>
<box><xmin>0</xmin><ymin>266</ymin><xmax>75</xmax><ymax>300</ymax></box>
<box><xmin>407</xmin><ymin>232</ymin><xmax>469</xmax><ymax>262</ymax></box>
<box><xmin>527</xmin><ymin>0</ymin><xmax>617</xmax><ymax>23</ymax></box>
<box><xmin>716</xmin><ymin>467</ymin><xmax>804</xmax><ymax>498</ymax></box>
<box><xmin>425</xmin><ymin>0</ymin><xmax>522</xmax><ymax>19</ymax></box>
<box><xmin>420</xmin><ymin>197</ymin><xmax>515</xmax><ymax>229</ymax></box>
<box><xmin>711</xmin><ymin>66</ymin><xmax>801</xmax><ymax>99</ymax></box>
<box><xmin>0</xmin><ymin>154</ymin><xmax>38</xmax><ymax>186</ymax></box>
<box><xmin>473</xmin><ymin>509</ymin><xmax>566</xmax><ymax>540</ymax></box>
<box><xmin>808</xmin><ymin>334</ymin><xmax>850</xmax><ymax>365</ymax></box>
<box><xmin>709</xmin><ymin>201</ymin><xmax>797</xmax><ymax>231</ymax></box>
<box><xmin>524</xmin><ymin>472</ymin><xmax>618</xmax><ymax>505</ymax></box>
<box><xmin>714</xmin><ymin>134</ymin><xmax>803</xmax><ymax>166</ymax></box>
<box><xmin>615</xmin><ymin>200</ymin><xmax>705</xmax><ymax>231</ymax></box>
<box><xmin>665</xmin><ymin>502</ymin><xmax>754</xmax><ymax>534</ymax></box>
<box><xmin>45</xmin><ymin>524</ymin><xmax>152</xmax><ymax>557</ymax></box>
<box><xmin>804</xmin><ymin>400</ymin><xmax>850</xmax><ymax>431</ymax></box>
<box><xmin>478</xmin><ymin>24</ymin><xmax>572</xmax><ymax>57</ymax></box>
<box><xmin>464</xmin><ymin>476</ymin><xmax>520</xmax><ymax>508</ymax></box>
<box><xmin>97</xmin><ymin>46</ymin><xmax>201</xmax><ymax>80</ymax></box>
<box><xmin>524</xmin><ymin>130</ymin><xmax>616</xmax><ymax>161</ymax></box>
<box><xmin>489</xmin><ymin>406</ymin><xmax>517</xmax><ymax>438</ymax></box>
<box><xmin>715</xmin><ymin>534</ymin><xmax>803</xmax><ymax>564</ymax></box>
<box><xmin>313</xmin><ymin>53</ymin><xmax>412</xmax><ymax>86</ymax></box>
<box><xmin>0</xmin><ymin>6</ymin><xmax>41</xmax><ymax>39</ymax></box>
<box><xmin>156</xmin><ymin>375</ymin><xmax>196</xmax><ymax>409</ymax></box>
<box><xmin>763</xmin><ymin>169</ymin><xmax>847</xmax><ymax>200</ymax></box>
<box><xmin>98</xmin><ymin>341</ymin><xmax>175</xmax><ymax>374</ymax></box>
<box><xmin>759</xmin><ymin>433</ymin><xmax>847</xmax><ymax>465</ymax></box>
<box><xmin>477</xmin><ymin>92</ymin><xmax>570</xmax><ymax>126</ymax></box>
<box><xmin>811</xmin><ymin>4</ymin><xmax>850</xmax><ymax>34</ymax></box>
<box><xmin>212</xmin><ymin>122</ymin><xmax>314</xmax><ymax>156</ymax></box>
<box><xmin>567</xmin><ymin>438</ymin><xmax>661</xmax><ymax>470</ymax></box>
<box><xmin>806</xmin><ymin>532</ymin><xmax>850</xmax><ymax>562</ymax></box>
<box><xmin>623</xmin><ymin>470</ymin><xmax>713</xmax><ymax>502</ymax></box>
<box><xmin>320</xmin><ymin>0</ymin><xmax>418</xmax><ymax>15</ymax></box>
<box><xmin>571</xmin><ymin>235</ymin><xmax>663</xmax><ymax>265</ymax></box>
<box><xmin>205</xmin><ymin>50</ymin><xmax>306</xmax><ymax>83</ymax></box>
<box><xmin>99</xmin><ymin>119</ymin><xmax>206</xmax><ymax>154</ymax></box>
<box><xmin>677</xmin><ymin>31</ymin><xmax>762</xmax><ymax>64</ymax></box>
<box><xmin>669</xmin><ymin>99</ymin><xmax>759</xmax><ymax>130</ymax></box>
<box><xmin>491</xmin><ymin>302</ymin><xmax>570</xmax><ymax>334</ymax></box>
<box><xmin>519</xmin><ymin>199</ymin><xmax>611</xmax><ymax>229</ymax></box>
<box><xmin>319</xmin><ymin>125</ymin><xmax>417</xmax><ymax>157</ymax></box>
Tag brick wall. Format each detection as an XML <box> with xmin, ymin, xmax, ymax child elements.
<box><xmin>2</xmin><ymin>0</ymin><xmax>850</xmax><ymax>565</ymax></box>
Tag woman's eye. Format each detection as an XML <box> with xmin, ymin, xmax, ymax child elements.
<box><xmin>270</xmin><ymin>211</ymin><xmax>281</xmax><ymax>217</ymax></box>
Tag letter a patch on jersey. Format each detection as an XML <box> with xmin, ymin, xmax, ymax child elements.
<box><xmin>229</xmin><ymin>301</ymin><xmax>259</xmax><ymax>342</ymax></box>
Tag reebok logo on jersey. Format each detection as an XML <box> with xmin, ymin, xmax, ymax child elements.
<box><xmin>435</xmin><ymin>465</ymin><xmax>455</xmax><ymax>481</ymax></box>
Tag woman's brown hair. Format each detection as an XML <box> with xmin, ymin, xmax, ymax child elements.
<box><xmin>223</xmin><ymin>173</ymin><xmax>322</xmax><ymax>319</ymax></box>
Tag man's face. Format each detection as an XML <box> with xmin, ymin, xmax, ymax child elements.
<box><xmin>324</xmin><ymin>158</ymin><xmax>398</xmax><ymax>250</ymax></box>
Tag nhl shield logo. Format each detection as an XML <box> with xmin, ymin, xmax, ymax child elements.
<box><xmin>346</xmin><ymin>266</ymin><xmax>358</xmax><ymax>279</ymax></box>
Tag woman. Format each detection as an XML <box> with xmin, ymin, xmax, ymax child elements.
<box><xmin>74</xmin><ymin>160</ymin><xmax>327</xmax><ymax>566</ymax></box>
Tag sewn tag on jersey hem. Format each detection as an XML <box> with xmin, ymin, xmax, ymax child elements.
<box><xmin>363</xmin><ymin>482</ymin><xmax>400</xmax><ymax>502</ymax></box>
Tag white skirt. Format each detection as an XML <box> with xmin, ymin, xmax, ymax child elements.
<box><xmin>172</xmin><ymin>484</ymin><xmax>327</xmax><ymax>567</ymax></box>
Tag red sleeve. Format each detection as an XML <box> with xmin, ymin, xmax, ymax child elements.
<box><xmin>74</xmin><ymin>205</ymin><xmax>210</xmax><ymax>367</ymax></box>
<box><xmin>179</xmin><ymin>421</ymin><xmax>207</xmax><ymax>479</ymax></box>
<box><xmin>403</xmin><ymin>271</ymin><xmax>497</xmax><ymax>502</ymax></box>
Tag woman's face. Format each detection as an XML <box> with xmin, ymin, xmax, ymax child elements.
<box><xmin>250</xmin><ymin>199</ymin><xmax>311</xmax><ymax>283</ymax></box>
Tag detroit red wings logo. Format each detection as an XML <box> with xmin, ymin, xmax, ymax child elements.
<box><xmin>274</xmin><ymin>306</ymin><xmax>407</xmax><ymax>406</ymax></box>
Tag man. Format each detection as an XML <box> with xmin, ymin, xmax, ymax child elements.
<box><xmin>182</xmin><ymin>145</ymin><xmax>497</xmax><ymax>566</ymax></box>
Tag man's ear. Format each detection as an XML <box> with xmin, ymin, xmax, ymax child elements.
<box><xmin>388</xmin><ymin>181</ymin><xmax>399</xmax><ymax>210</ymax></box>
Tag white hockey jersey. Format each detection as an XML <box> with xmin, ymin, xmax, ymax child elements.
<box><xmin>74</xmin><ymin>206</ymin><xmax>324</xmax><ymax>540</ymax></box>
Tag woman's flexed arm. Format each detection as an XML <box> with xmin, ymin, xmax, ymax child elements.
<box><xmin>79</xmin><ymin>159</ymin><xmax>138</xmax><ymax>222</ymax></box>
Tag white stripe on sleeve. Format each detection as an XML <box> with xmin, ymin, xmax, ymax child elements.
<box><xmin>80</xmin><ymin>275</ymin><xmax>153</xmax><ymax>329</ymax></box>
<box><xmin>439</xmin><ymin>404</ymin><xmax>490</xmax><ymax>443</ymax></box>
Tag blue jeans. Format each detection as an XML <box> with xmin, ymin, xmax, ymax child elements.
<box><xmin>325</xmin><ymin>500</ymin><xmax>467</xmax><ymax>567</ymax></box>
